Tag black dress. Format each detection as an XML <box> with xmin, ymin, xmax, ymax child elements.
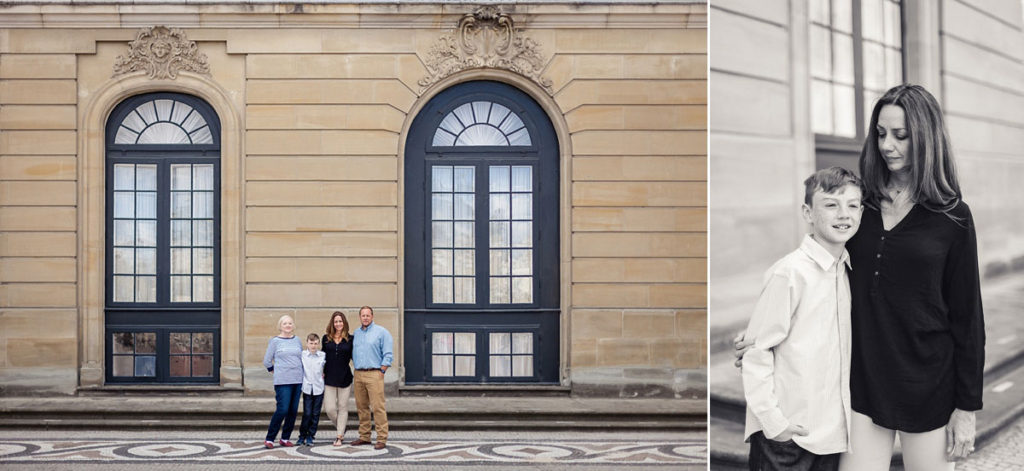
<box><xmin>846</xmin><ymin>201</ymin><xmax>985</xmax><ymax>432</ymax></box>
<box><xmin>322</xmin><ymin>336</ymin><xmax>354</xmax><ymax>389</ymax></box>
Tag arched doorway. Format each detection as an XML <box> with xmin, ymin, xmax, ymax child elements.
<box><xmin>404</xmin><ymin>81</ymin><xmax>559</xmax><ymax>384</ymax></box>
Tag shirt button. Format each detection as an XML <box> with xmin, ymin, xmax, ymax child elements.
<box><xmin>876</xmin><ymin>253</ymin><xmax>881</xmax><ymax>258</ymax></box>
<box><xmin>880</xmin><ymin>236</ymin><xmax>885</xmax><ymax>240</ymax></box>
<box><xmin>874</xmin><ymin>271</ymin><xmax>879</xmax><ymax>276</ymax></box>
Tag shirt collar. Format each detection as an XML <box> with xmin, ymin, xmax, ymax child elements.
<box><xmin>360</xmin><ymin>322</ymin><xmax>374</xmax><ymax>331</ymax></box>
<box><xmin>799</xmin><ymin>234</ymin><xmax>851</xmax><ymax>271</ymax></box>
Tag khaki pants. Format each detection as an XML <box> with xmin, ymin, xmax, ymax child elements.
<box><xmin>353</xmin><ymin>370</ymin><xmax>388</xmax><ymax>443</ymax></box>
<box><xmin>323</xmin><ymin>385</ymin><xmax>351</xmax><ymax>439</ymax></box>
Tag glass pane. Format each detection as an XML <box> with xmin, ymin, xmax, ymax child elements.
<box><xmin>454</xmin><ymin>249</ymin><xmax>474</xmax><ymax>276</ymax></box>
<box><xmin>136</xmin><ymin>192</ymin><xmax>157</xmax><ymax>219</ymax></box>
<box><xmin>193</xmin><ymin>276</ymin><xmax>214</xmax><ymax>302</ymax></box>
<box><xmin>113</xmin><ymin>356</ymin><xmax>133</xmax><ymax>376</ymax></box>
<box><xmin>112</xmin><ymin>332</ymin><xmax>134</xmax><ymax>354</ymax></box>
<box><xmin>455</xmin><ymin>356</ymin><xmax>475</xmax><ymax>376</ymax></box>
<box><xmin>135</xmin><ymin>356</ymin><xmax>156</xmax><ymax>377</ymax></box>
<box><xmin>114</xmin><ymin>192</ymin><xmax>135</xmax><ymax>218</ymax></box>
<box><xmin>512</xmin><ymin>355</ymin><xmax>534</xmax><ymax>377</ymax></box>
<box><xmin>885</xmin><ymin>47</ymin><xmax>902</xmax><ymax>86</ymax></box>
<box><xmin>453</xmin><ymin>103</ymin><xmax>475</xmax><ymax>127</ymax></box>
<box><xmin>114</xmin><ymin>127</ymin><xmax>138</xmax><ymax>144</ymax></box>
<box><xmin>192</xmin><ymin>355</ymin><xmax>213</xmax><ymax>377</ymax></box>
<box><xmin>136</xmin><ymin>276</ymin><xmax>156</xmax><ymax>302</ymax></box>
<box><xmin>432</xmin><ymin>332</ymin><xmax>454</xmax><ymax>354</ymax></box>
<box><xmin>432</xmin><ymin>276</ymin><xmax>453</xmax><ymax>304</ymax></box>
<box><xmin>136</xmin><ymin>248</ymin><xmax>156</xmax><ymax>274</ymax></box>
<box><xmin>439</xmin><ymin>113</ymin><xmax>464</xmax><ymax>136</ymax></box>
<box><xmin>489</xmin><ymin>355</ymin><xmax>511</xmax><ymax>377</ymax></box>
<box><xmin>512</xmin><ymin>249</ymin><xmax>532</xmax><ymax>276</ymax></box>
<box><xmin>810</xmin><ymin>25</ymin><xmax>831</xmax><ymax>79</ymax></box>
<box><xmin>113</xmin><ymin>276</ymin><xmax>133</xmax><ymax>302</ymax></box>
<box><xmin>190</xmin><ymin>126</ymin><xmax>214</xmax><ymax>145</ymax></box>
<box><xmin>138</xmin><ymin>122</ymin><xmax>191</xmax><ymax>144</ymax></box>
<box><xmin>432</xmin><ymin>249</ymin><xmax>453</xmax><ymax>276</ymax></box>
<box><xmin>137</xmin><ymin>220</ymin><xmax>156</xmax><ymax>247</ymax></box>
<box><xmin>170</xmin><ymin>356</ymin><xmax>190</xmax><ymax>377</ymax></box>
<box><xmin>472</xmin><ymin>101</ymin><xmax>492</xmax><ymax>123</ymax></box>
<box><xmin>490</xmin><ymin>277</ymin><xmax>510</xmax><ymax>304</ymax></box>
<box><xmin>512</xmin><ymin>333</ymin><xmax>533</xmax><ymax>354</ymax></box>
<box><xmin>193</xmin><ymin>333</ymin><xmax>214</xmax><ymax>354</ymax></box>
<box><xmin>154</xmin><ymin>99</ymin><xmax>174</xmax><ymax>121</ymax></box>
<box><xmin>454</xmin><ymin>332</ymin><xmax>475</xmax><ymax>354</ymax></box>
<box><xmin>171</xmin><ymin>102</ymin><xmax>194</xmax><ymax>124</ymax></box>
<box><xmin>512</xmin><ymin>221</ymin><xmax>532</xmax><ymax>247</ymax></box>
<box><xmin>432</xmin><ymin>166</ymin><xmax>453</xmax><ymax>192</ymax></box>
<box><xmin>490</xmin><ymin>249</ymin><xmax>510</xmax><ymax>276</ymax></box>
<box><xmin>811</xmin><ymin>79</ymin><xmax>834</xmax><ymax>135</ymax></box>
<box><xmin>454</xmin><ymin>166</ymin><xmax>474</xmax><ymax>192</ymax></box>
<box><xmin>457</xmin><ymin>124</ymin><xmax>508</xmax><ymax>146</ymax></box>
<box><xmin>490</xmin><ymin>194</ymin><xmax>510</xmax><ymax>220</ymax></box>
<box><xmin>135</xmin><ymin>332</ymin><xmax>156</xmax><ymax>354</ymax></box>
<box><xmin>431</xmin><ymin>222</ymin><xmax>453</xmax><ymax>248</ymax></box>
<box><xmin>833</xmin><ymin>32</ymin><xmax>854</xmax><ymax>85</ymax></box>
<box><xmin>171</xmin><ymin>220</ymin><xmax>191</xmax><ymax>247</ymax></box>
<box><xmin>833</xmin><ymin>84</ymin><xmax>856</xmax><ymax>138</ymax></box>
<box><xmin>432</xmin><ymin>194</ymin><xmax>453</xmax><ymax>220</ymax></box>
<box><xmin>832</xmin><ymin>0</ymin><xmax>852</xmax><ymax>32</ymax></box>
<box><xmin>489</xmin><ymin>166</ymin><xmax>510</xmax><ymax>192</ymax></box>
<box><xmin>489</xmin><ymin>333</ymin><xmax>509</xmax><ymax>354</ymax></box>
<box><xmin>884</xmin><ymin>0</ymin><xmax>901</xmax><ymax>47</ymax></box>
<box><xmin>863</xmin><ymin>42</ymin><xmax>886</xmax><ymax>91</ymax></box>
<box><xmin>136</xmin><ymin>101</ymin><xmax>158</xmax><ymax>124</ymax></box>
<box><xmin>171</xmin><ymin>275</ymin><xmax>191</xmax><ymax>302</ymax></box>
<box><xmin>454</xmin><ymin>222</ymin><xmax>474</xmax><ymax>248</ymax></box>
<box><xmin>497</xmin><ymin>111</ymin><xmax>524</xmax><ymax>136</ymax></box>
<box><xmin>194</xmin><ymin>165</ymin><xmax>214</xmax><ymax>191</ymax></box>
<box><xmin>172</xmin><ymin>165</ymin><xmax>192</xmax><ymax>190</ymax></box>
<box><xmin>432</xmin><ymin>355</ymin><xmax>453</xmax><ymax>377</ymax></box>
<box><xmin>507</xmin><ymin>128</ymin><xmax>531</xmax><ymax>146</ymax></box>
<box><xmin>113</xmin><ymin>220</ymin><xmax>135</xmax><ymax>246</ymax></box>
<box><xmin>170</xmin><ymin>332</ymin><xmax>191</xmax><ymax>354</ymax></box>
<box><xmin>136</xmin><ymin>165</ymin><xmax>157</xmax><ymax>191</ymax></box>
<box><xmin>454</xmin><ymin>194</ymin><xmax>474</xmax><ymax>220</ymax></box>
<box><xmin>171</xmin><ymin>248</ymin><xmax>191</xmax><ymax>274</ymax></box>
<box><xmin>171</xmin><ymin>192</ymin><xmax>191</xmax><ymax>218</ymax></box>
<box><xmin>193</xmin><ymin>192</ymin><xmax>213</xmax><ymax>219</ymax></box>
<box><xmin>454</xmin><ymin>277</ymin><xmax>475</xmax><ymax>304</ymax></box>
<box><xmin>862</xmin><ymin>0</ymin><xmax>884</xmax><ymax>41</ymax></box>
<box><xmin>193</xmin><ymin>220</ymin><xmax>214</xmax><ymax>246</ymax></box>
<box><xmin>181</xmin><ymin>110</ymin><xmax>207</xmax><ymax>133</ymax></box>
<box><xmin>193</xmin><ymin>248</ymin><xmax>214</xmax><ymax>274</ymax></box>
<box><xmin>113</xmin><ymin>248</ymin><xmax>134</xmax><ymax>274</ymax></box>
<box><xmin>488</xmin><ymin>103</ymin><xmax>512</xmax><ymax>127</ymax></box>
<box><xmin>432</xmin><ymin>129</ymin><xmax>456</xmax><ymax>147</ymax></box>
<box><xmin>512</xmin><ymin>277</ymin><xmax>533</xmax><ymax>304</ymax></box>
<box><xmin>511</xmin><ymin>166</ymin><xmax>531</xmax><ymax>192</ymax></box>
<box><xmin>114</xmin><ymin>165</ymin><xmax>134</xmax><ymax>190</ymax></box>
<box><xmin>810</xmin><ymin>0</ymin><xmax>829</xmax><ymax>23</ymax></box>
<box><xmin>489</xmin><ymin>221</ymin><xmax>510</xmax><ymax>248</ymax></box>
<box><xmin>511</xmin><ymin>194</ymin><xmax>532</xmax><ymax>220</ymax></box>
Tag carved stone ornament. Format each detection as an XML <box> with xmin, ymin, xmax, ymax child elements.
<box><xmin>419</xmin><ymin>6</ymin><xmax>553</xmax><ymax>94</ymax></box>
<box><xmin>113</xmin><ymin>26</ymin><xmax>210</xmax><ymax>80</ymax></box>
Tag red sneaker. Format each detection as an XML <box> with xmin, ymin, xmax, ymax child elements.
<box><xmin>279</xmin><ymin>439</ymin><xmax>294</xmax><ymax>447</ymax></box>
<box><xmin>264</xmin><ymin>441</ymin><xmax>274</xmax><ymax>449</ymax></box>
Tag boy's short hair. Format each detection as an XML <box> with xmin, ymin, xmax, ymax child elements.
<box><xmin>306</xmin><ymin>333</ymin><xmax>320</xmax><ymax>342</ymax></box>
<box><xmin>804</xmin><ymin>166</ymin><xmax>863</xmax><ymax>205</ymax></box>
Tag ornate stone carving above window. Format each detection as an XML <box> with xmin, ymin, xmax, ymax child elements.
<box><xmin>113</xmin><ymin>26</ymin><xmax>210</xmax><ymax>80</ymax></box>
<box><xmin>419</xmin><ymin>7</ymin><xmax>553</xmax><ymax>95</ymax></box>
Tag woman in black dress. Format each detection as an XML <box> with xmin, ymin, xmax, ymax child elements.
<box><xmin>322</xmin><ymin>311</ymin><xmax>354</xmax><ymax>446</ymax></box>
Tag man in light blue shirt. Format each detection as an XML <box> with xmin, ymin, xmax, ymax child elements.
<box><xmin>350</xmin><ymin>306</ymin><xmax>393</xmax><ymax>449</ymax></box>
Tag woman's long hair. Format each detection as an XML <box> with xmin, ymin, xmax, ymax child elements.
<box><xmin>325</xmin><ymin>311</ymin><xmax>350</xmax><ymax>342</ymax></box>
<box><xmin>859</xmin><ymin>84</ymin><xmax>961</xmax><ymax>213</ymax></box>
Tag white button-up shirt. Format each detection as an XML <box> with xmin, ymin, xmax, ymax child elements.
<box><xmin>742</xmin><ymin>234</ymin><xmax>852</xmax><ymax>455</ymax></box>
<box><xmin>301</xmin><ymin>350</ymin><xmax>326</xmax><ymax>395</ymax></box>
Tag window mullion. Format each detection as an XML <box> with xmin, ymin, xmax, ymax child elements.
<box><xmin>852</xmin><ymin>0</ymin><xmax>866</xmax><ymax>140</ymax></box>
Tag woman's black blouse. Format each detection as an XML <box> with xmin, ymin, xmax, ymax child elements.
<box><xmin>846</xmin><ymin>201</ymin><xmax>985</xmax><ymax>432</ymax></box>
<box><xmin>322</xmin><ymin>336</ymin><xmax>353</xmax><ymax>388</ymax></box>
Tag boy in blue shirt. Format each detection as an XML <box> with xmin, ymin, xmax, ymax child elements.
<box><xmin>297</xmin><ymin>333</ymin><xmax>326</xmax><ymax>446</ymax></box>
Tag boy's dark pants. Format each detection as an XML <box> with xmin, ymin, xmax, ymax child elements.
<box><xmin>299</xmin><ymin>392</ymin><xmax>325</xmax><ymax>440</ymax></box>
<box><xmin>748</xmin><ymin>432</ymin><xmax>839</xmax><ymax>471</ymax></box>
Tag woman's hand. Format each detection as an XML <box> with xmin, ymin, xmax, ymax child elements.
<box><xmin>733</xmin><ymin>332</ymin><xmax>754</xmax><ymax>368</ymax></box>
<box><xmin>945</xmin><ymin>408</ymin><xmax>976</xmax><ymax>461</ymax></box>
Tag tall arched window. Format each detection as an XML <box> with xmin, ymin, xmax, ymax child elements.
<box><xmin>104</xmin><ymin>92</ymin><xmax>221</xmax><ymax>384</ymax></box>
<box><xmin>405</xmin><ymin>81</ymin><xmax>559</xmax><ymax>384</ymax></box>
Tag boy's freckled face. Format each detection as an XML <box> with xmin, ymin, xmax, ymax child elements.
<box><xmin>307</xmin><ymin>339</ymin><xmax>320</xmax><ymax>353</ymax></box>
<box><xmin>803</xmin><ymin>184</ymin><xmax>863</xmax><ymax>247</ymax></box>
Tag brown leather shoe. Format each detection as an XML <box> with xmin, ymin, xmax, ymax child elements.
<box><xmin>374</xmin><ymin>442</ymin><xmax>387</xmax><ymax>450</ymax></box>
<box><xmin>350</xmin><ymin>438</ymin><xmax>372</xmax><ymax>446</ymax></box>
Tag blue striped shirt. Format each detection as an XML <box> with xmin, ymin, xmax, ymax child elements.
<box><xmin>352</xmin><ymin>322</ymin><xmax>393</xmax><ymax>370</ymax></box>
<box><xmin>263</xmin><ymin>336</ymin><xmax>303</xmax><ymax>385</ymax></box>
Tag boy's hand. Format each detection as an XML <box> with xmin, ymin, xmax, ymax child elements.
<box><xmin>946</xmin><ymin>408</ymin><xmax>976</xmax><ymax>461</ymax></box>
<box><xmin>733</xmin><ymin>332</ymin><xmax>754</xmax><ymax>368</ymax></box>
<box><xmin>771</xmin><ymin>424</ymin><xmax>808</xmax><ymax>442</ymax></box>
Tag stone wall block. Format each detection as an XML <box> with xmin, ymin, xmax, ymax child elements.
<box><xmin>0</xmin><ymin>131</ymin><xmax>77</xmax><ymax>155</ymax></box>
<box><xmin>245</xmin><ymin>257</ymin><xmax>397</xmax><ymax>283</ymax></box>
<box><xmin>0</xmin><ymin>232</ymin><xmax>76</xmax><ymax>257</ymax></box>
<box><xmin>0</xmin><ymin>257</ymin><xmax>76</xmax><ymax>282</ymax></box>
<box><xmin>0</xmin><ymin>156</ymin><xmax>77</xmax><ymax>180</ymax></box>
<box><xmin>571</xmin><ymin>130</ymin><xmax>706</xmax><ymax>156</ymax></box>
<box><xmin>572</xmin><ymin>156</ymin><xmax>706</xmax><ymax>181</ymax></box>
<box><xmin>0</xmin><ymin>54</ymin><xmax>76</xmax><ymax>78</ymax></box>
<box><xmin>0</xmin><ymin>105</ymin><xmax>77</xmax><ymax>129</ymax></box>
<box><xmin>246</xmin><ymin>181</ymin><xmax>397</xmax><ymax>206</ymax></box>
<box><xmin>0</xmin><ymin>80</ymin><xmax>77</xmax><ymax>104</ymax></box>
<box><xmin>0</xmin><ymin>283</ymin><xmax>76</xmax><ymax>307</ymax></box>
<box><xmin>621</xmin><ymin>310</ymin><xmax>677</xmax><ymax>338</ymax></box>
<box><xmin>572</xmin><ymin>233</ymin><xmax>705</xmax><ymax>258</ymax></box>
<box><xmin>245</xmin><ymin>207</ymin><xmax>397</xmax><ymax>232</ymax></box>
<box><xmin>572</xmin><ymin>181</ymin><xmax>706</xmax><ymax>207</ymax></box>
<box><xmin>246</xmin><ymin>232</ymin><xmax>398</xmax><ymax>258</ymax></box>
<box><xmin>246</xmin><ymin>156</ymin><xmax>397</xmax><ymax>181</ymax></box>
<box><xmin>572</xmin><ymin>207</ymin><xmax>706</xmax><ymax>232</ymax></box>
<box><xmin>0</xmin><ymin>207</ymin><xmax>76</xmax><ymax>231</ymax></box>
<box><xmin>570</xmin><ymin>309</ymin><xmax>623</xmax><ymax>339</ymax></box>
<box><xmin>595</xmin><ymin>338</ymin><xmax>650</xmax><ymax>366</ymax></box>
<box><xmin>0</xmin><ymin>181</ymin><xmax>76</xmax><ymax>206</ymax></box>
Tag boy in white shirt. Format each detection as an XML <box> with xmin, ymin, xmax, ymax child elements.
<box><xmin>742</xmin><ymin>167</ymin><xmax>863</xmax><ymax>471</ymax></box>
<box><xmin>298</xmin><ymin>333</ymin><xmax>326</xmax><ymax>446</ymax></box>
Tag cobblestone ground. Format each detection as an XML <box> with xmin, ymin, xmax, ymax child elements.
<box><xmin>0</xmin><ymin>429</ymin><xmax>706</xmax><ymax>471</ymax></box>
<box><xmin>959</xmin><ymin>413</ymin><xmax>1024</xmax><ymax>471</ymax></box>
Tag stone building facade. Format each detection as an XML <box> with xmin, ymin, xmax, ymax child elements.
<box><xmin>0</xmin><ymin>1</ymin><xmax>707</xmax><ymax>398</ymax></box>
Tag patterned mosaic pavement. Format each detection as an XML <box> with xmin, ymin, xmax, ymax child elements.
<box><xmin>0</xmin><ymin>430</ymin><xmax>706</xmax><ymax>469</ymax></box>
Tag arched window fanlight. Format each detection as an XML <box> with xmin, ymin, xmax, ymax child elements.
<box><xmin>114</xmin><ymin>98</ymin><xmax>213</xmax><ymax>145</ymax></box>
<box><xmin>432</xmin><ymin>101</ymin><xmax>532</xmax><ymax>147</ymax></box>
